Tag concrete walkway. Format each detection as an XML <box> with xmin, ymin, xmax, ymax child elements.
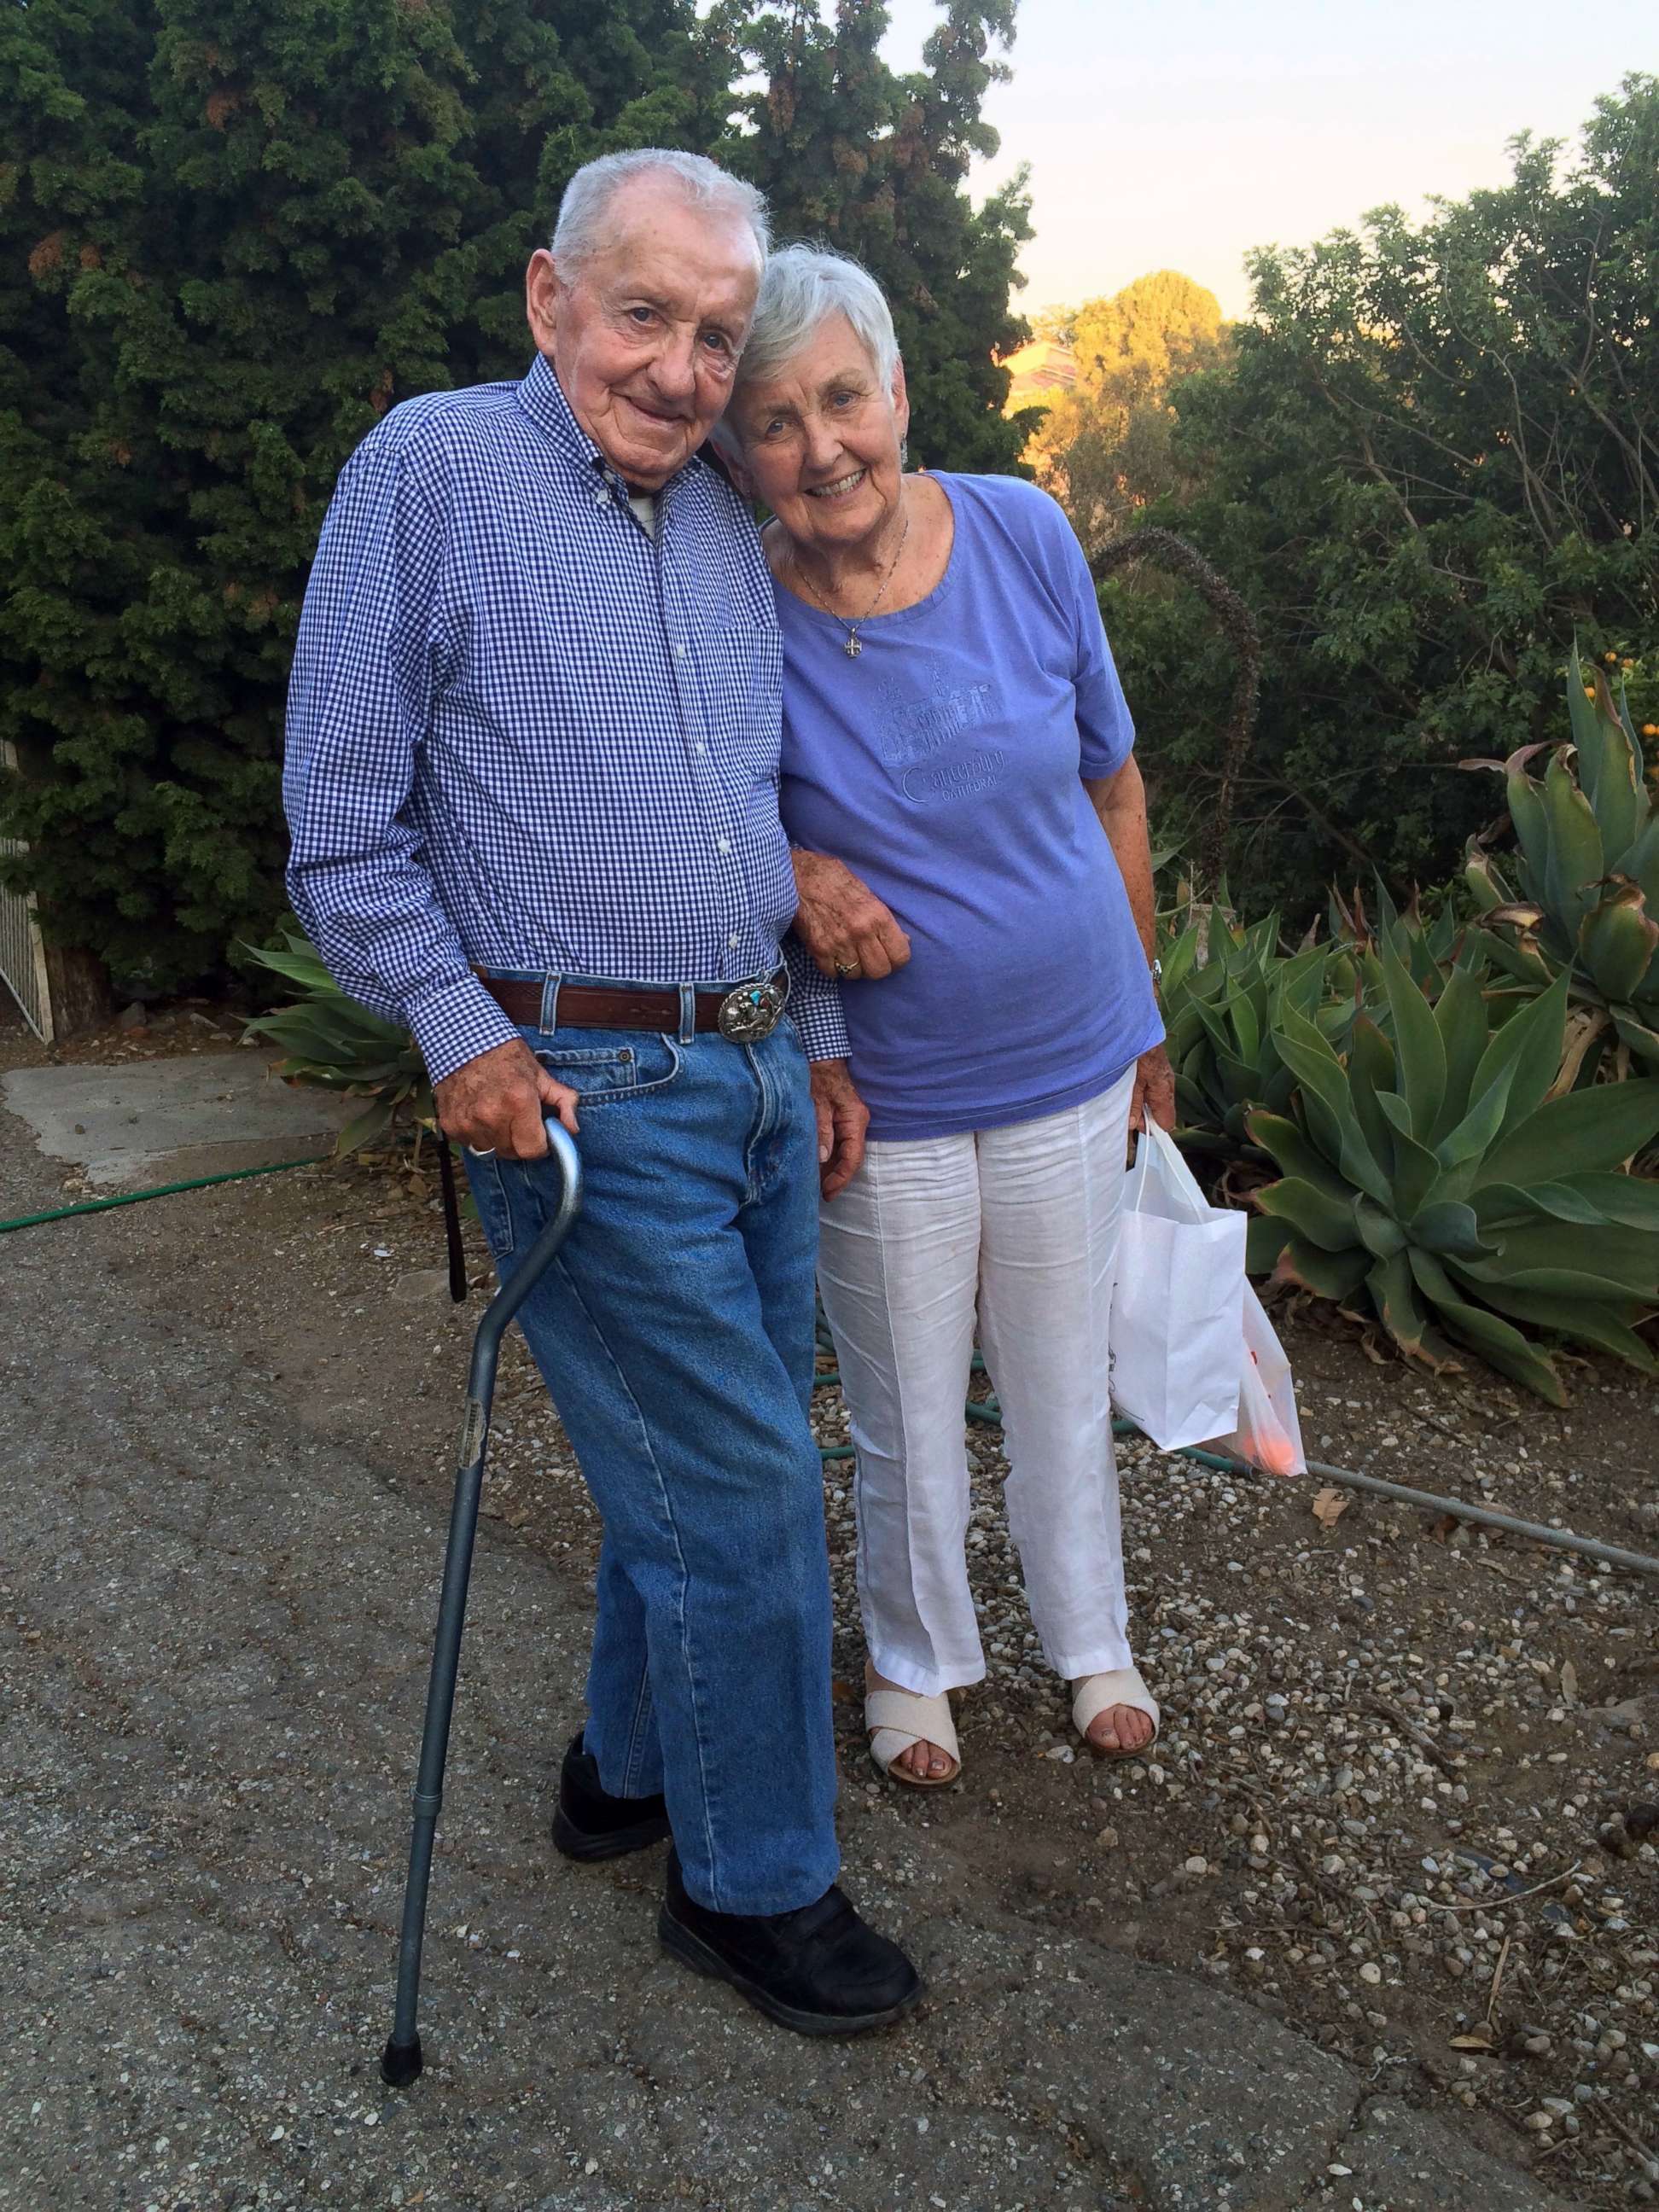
<box><xmin>0</xmin><ymin>1132</ymin><xmax>1584</xmax><ymax>2211</ymax></box>
<box><xmin>2</xmin><ymin>1052</ymin><xmax>354</xmax><ymax>1188</ymax></box>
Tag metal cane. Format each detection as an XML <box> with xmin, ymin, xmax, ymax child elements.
<box><xmin>381</xmin><ymin>1120</ymin><xmax>583</xmax><ymax>2088</ymax></box>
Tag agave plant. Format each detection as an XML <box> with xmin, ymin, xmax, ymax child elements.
<box><xmin>1246</xmin><ymin>948</ymin><xmax>1659</xmax><ymax>1403</ymax></box>
<box><xmin>242</xmin><ymin>925</ymin><xmax>433</xmax><ymax>1155</ymax></box>
<box><xmin>1327</xmin><ymin>877</ymin><xmax>1465</xmax><ymax>1004</ymax></box>
<box><xmin>1464</xmin><ymin>647</ymin><xmax>1659</xmax><ymax>1071</ymax></box>
<box><xmin>1159</xmin><ymin>906</ymin><xmax>1353</xmax><ymax>1154</ymax></box>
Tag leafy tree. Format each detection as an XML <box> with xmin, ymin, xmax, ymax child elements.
<box><xmin>1026</xmin><ymin>269</ymin><xmax>1226</xmax><ymax>547</ymax></box>
<box><xmin>0</xmin><ymin>0</ymin><xmax>753</xmax><ymax>991</ymax></box>
<box><xmin>1102</xmin><ymin>74</ymin><xmax>1659</xmax><ymax>919</ymax></box>
<box><xmin>724</xmin><ymin>0</ymin><xmax>1032</xmax><ymax>474</ymax></box>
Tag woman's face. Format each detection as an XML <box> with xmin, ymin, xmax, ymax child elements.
<box><xmin>726</xmin><ymin>313</ymin><xmax>909</xmax><ymax>556</ymax></box>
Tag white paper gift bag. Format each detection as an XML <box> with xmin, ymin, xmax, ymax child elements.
<box><xmin>1109</xmin><ymin>1122</ymin><xmax>1246</xmax><ymax>1451</ymax></box>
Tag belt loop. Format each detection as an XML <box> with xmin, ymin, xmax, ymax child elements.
<box><xmin>678</xmin><ymin>983</ymin><xmax>696</xmax><ymax>1046</ymax></box>
<box><xmin>538</xmin><ymin>975</ymin><xmax>561</xmax><ymax>1034</ymax></box>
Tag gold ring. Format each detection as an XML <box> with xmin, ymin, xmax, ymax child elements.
<box><xmin>835</xmin><ymin>960</ymin><xmax>859</xmax><ymax>978</ymax></box>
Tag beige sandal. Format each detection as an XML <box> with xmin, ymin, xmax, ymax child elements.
<box><xmin>866</xmin><ymin>1686</ymin><xmax>962</xmax><ymax>1790</ymax></box>
<box><xmin>1072</xmin><ymin>1666</ymin><xmax>1160</xmax><ymax>1759</ymax></box>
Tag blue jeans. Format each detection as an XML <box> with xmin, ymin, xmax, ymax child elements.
<box><xmin>463</xmin><ymin>1015</ymin><xmax>839</xmax><ymax>1914</ymax></box>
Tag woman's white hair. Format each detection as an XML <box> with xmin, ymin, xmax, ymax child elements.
<box><xmin>552</xmin><ymin>150</ymin><xmax>769</xmax><ymax>271</ymax></box>
<box><xmin>733</xmin><ymin>243</ymin><xmax>900</xmax><ymax>401</ymax></box>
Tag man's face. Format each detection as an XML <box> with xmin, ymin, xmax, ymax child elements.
<box><xmin>526</xmin><ymin>180</ymin><xmax>761</xmax><ymax>492</ymax></box>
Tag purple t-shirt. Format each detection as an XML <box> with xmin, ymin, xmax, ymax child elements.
<box><xmin>777</xmin><ymin>472</ymin><xmax>1163</xmax><ymax>1142</ymax></box>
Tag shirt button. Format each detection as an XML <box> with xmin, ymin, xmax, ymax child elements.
<box><xmin>717</xmin><ymin>837</ymin><xmax>731</xmax><ymax>855</ymax></box>
<box><xmin>729</xmin><ymin>932</ymin><xmax>741</xmax><ymax>949</ymax></box>
<box><xmin>594</xmin><ymin>488</ymin><xmax>609</xmax><ymax>507</ymax></box>
<box><xmin>673</xmin><ymin>643</ymin><xmax>687</xmax><ymax>661</ymax></box>
<box><xmin>695</xmin><ymin>742</ymin><xmax>707</xmax><ymax>757</ymax></box>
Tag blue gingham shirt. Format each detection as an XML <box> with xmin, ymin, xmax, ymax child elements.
<box><xmin>284</xmin><ymin>352</ymin><xmax>847</xmax><ymax>1081</ymax></box>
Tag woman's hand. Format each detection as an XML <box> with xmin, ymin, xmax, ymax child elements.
<box><xmin>808</xmin><ymin>1057</ymin><xmax>870</xmax><ymax>1199</ymax></box>
<box><xmin>1129</xmin><ymin>1042</ymin><xmax>1176</xmax><ymax>1136</ymax></box>
<box><xmin>791</xmin><ymin>849</ymin><xmax>911</xmax><ymax>980</ymax></box>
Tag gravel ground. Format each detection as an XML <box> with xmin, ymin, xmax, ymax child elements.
<box><xmin>4</xmin><ymin>999</ymin><xmax>1655</xmax><ymax>2207</ymax></box>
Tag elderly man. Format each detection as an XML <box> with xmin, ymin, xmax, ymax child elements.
<box><xmin>284</xmin><ymin>149</ymin><xmax>920</xmax><ymax>2035</ymax></box>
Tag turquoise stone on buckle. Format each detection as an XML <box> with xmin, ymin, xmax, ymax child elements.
<box><xmin>716</xmin><ymin>973</ymin><xmax>789</xmax><ymax>1043</ymax></box>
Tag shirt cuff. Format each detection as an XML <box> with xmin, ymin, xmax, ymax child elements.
<box><xmin>406</xmin><ymin>972</ymin><xmax>523</xmax><ymax>1086</ymax></box>
<box><xmin>783</xmin><ymin>941</ymin><xmax>851</xmax><ymax>1062</ymax></box>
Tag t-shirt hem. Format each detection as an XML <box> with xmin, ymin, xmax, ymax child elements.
<box><xmin>861</xmin><ymin>1031</ymin><xmax>1160</xmax><ymax>1144</ymax></box>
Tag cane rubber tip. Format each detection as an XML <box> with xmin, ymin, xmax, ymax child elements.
<box><xmin>381</xmin><ymin>2035</ymin><xmax>423</xmax><ymax>2088</ymax></box>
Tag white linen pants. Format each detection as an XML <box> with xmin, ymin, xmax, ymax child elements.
<box><xmin>817</xmin><ymin>1072</ymin><xmax>1137</xmax><ymax>1699</ymax></box>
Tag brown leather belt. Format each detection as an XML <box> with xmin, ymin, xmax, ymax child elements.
<box><xmin>474</xmin><ymin>969</ymin><xmax>786</xmax><ymax>1039</ymax></box>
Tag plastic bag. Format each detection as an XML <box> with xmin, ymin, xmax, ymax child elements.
<box><xmin>1219</xmin><ymin>1284</ymin><xmax>1307</xmax><ymax>1476</ymax></box>
<box><xmin>1109</xmin><ymin>1122</ymin><xmax>1246</xmax><ymax>1451</ymax></box>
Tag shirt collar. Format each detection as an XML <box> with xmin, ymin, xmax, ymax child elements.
<box><xmin>515</xmin><ymin>351</ymin><xmax>700</xmax><ymax>504</ymax></box>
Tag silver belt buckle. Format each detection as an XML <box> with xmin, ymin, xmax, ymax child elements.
<box><xmin>716</xmin><ymin>971</ymin><xmax>789</xmax><ymax>1043</ymax></box>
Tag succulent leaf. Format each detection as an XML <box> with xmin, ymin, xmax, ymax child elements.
<box><xmin>1477</xmin><ymin>1079</ymin><xmax>1659</xmax><ymax>1186</ymax></box>
<box><xmin>1515</xmin><ymin>1173</ymin><xmax>1659</xmax><ymax>1232</ymax></box>
<box><xmin>1505</xmin><ymin>751</ymin><xmax>1553</xmax><ymax>892</ymax></box>
<box><xmin>1578</xmin><ymin>879</ymin><xmax>1659</xmax><ymax>1007</ymax></box>
<box><xmin>1464</xmin><ymin>1281</ymin><xmax>1659</xmax><ymax>1376</ymax></box>
<box><xmin>1408</xmin><ymin>1200</ymin><xmax>1498</xmax><ymax>1260</ymax></box>
<box><xmin>1430</xmin><ymin>1282</ymin><xmax>1569</xmax><ymax>1405</ymax></box>
<box><xmin>1346</xmin><ymin>1015</ymin><xmax>1399</xmax><ymax>1181</ymax></box>
<box><xmin>1445</xmin><ymin>973</ymin><xmax>1569</xmax><ymax>1166</ymax></box>
<box><xmin>1469</xmin><ymin>926</ymin><xmax>1555</xmax><ymax>989</ymax></box>
<box><xmin>1375</xmin><ymin>1091</ymin><xmax>1441</xmax><ymax>1216</ymax></box>
<box><xmin>1610</xmin><ymin>1010</ymin><xmax>1659</xmax><ymax>1071</ymax></box>
<box><xmin>1476</xmin><ymin>1179</ymin><xmax>1605</xmax><ymax>1229</ymax></box>
<box><xmin>1430</xmin><ymin>963</ymin><xmax>1489</xmax><ymax>1142</ymax></box>
<box><xmin>1460</xmin><ymin>1219</ymin><xmax>1658</xmax><ymax>1295</ymax></box>
<box><xmin>1246</xmin><ymin>1214</ymin><xmax>1293</xmax><ymax>1274</ymax></box>
<box><xmin>1255</xmin><ymin>1177</ymin><xmax>1357</xmax><ymax>1253</ymax></box>
<box><xmin>1276</xmin><ymin>1237</ymin><xmax>1371</xmax><ymax>1301</ymax></box>
<box><xmin>1541</xmin><ymin>749</ymin><xmax>1606</xmax><ymax>934</ymax></box>
<box><xmin>1584</xmin><ymin>663</ymin><xmax>1649</xmax><ymax>864</ymax></box>
<box><xmin>1622</xmin><ymin>818</ymin><xmax>1659</xmax><ymax>911</ymax></box>
<box><xmin>1244</xmin><ymin>1110</ymin><xmax>1353</xmax><ymax>1200</ymax></box>
<box><xmin>1274</xmin><ymin>1008</ymin><xmax>1392</xmax><ymax>1206</ymax></box>
<box><xmin>1460</xmin><ymin>847</ymin><xmax>1508</xmax><ymax>915</ymax></box>
<box><xmin>1369</xmin><ymin>1249</ymin><xmax>1453</xmax><ymax>1366</ymax></box>
<box><xmin>1382</xmin><ymin>943</ymin><xmax>1446</xmax><ymax>1138</ymax></box>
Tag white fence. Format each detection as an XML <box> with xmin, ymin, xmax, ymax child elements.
<box><xmin>0</xmin><ymin>742</ymin><xmax>53</xmax><ymax>1042</ymax></box>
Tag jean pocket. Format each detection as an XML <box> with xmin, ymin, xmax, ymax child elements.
<box><xmin>533</xmin><ymin>1031</ymin><xmax>683</xmax><ymax>1106</ymax></box>
<box><xmin>463</xmin><ymin>1151</ymin><xmax>515</xmax><ymax>1260</ymax></box>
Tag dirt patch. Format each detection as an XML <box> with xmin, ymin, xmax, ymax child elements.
<box><xmin>5</xmin><ymin>1000</ymin><xmax>1656</xmax><ymax>2207</ymax></box>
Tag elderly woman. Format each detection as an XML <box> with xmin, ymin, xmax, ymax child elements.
<box><xmin>717</xmin><ymin>244</ymin><xmax>1176</xmax><ymax>1789</ymax></box>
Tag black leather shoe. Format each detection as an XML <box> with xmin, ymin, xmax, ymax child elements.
<box><xmin>550</xmin><ymin>1732</ymin><xmax>671</xmax><ymax>1863</ymax></box>
<box><xmin>658</xmin><ymin>1848</ymin><xmax>923</xmax><ymax>2035</ymax></box>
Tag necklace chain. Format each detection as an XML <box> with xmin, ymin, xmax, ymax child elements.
<box><xmin>791</xmin><ymin>505</ymin><xmax>911</xmax><ymax>660</ymax></box>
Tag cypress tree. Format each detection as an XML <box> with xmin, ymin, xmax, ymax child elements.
<box><xmin>727</xmin><ymin>0</ymin><xmax>1031</xmax><ymax>474</ymax></box>
<box><xmin>0</xmin><ymin>0</ymin><xmax>170</xmax><ymax>1003</ymax></box>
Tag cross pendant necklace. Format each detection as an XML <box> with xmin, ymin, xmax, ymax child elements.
<box><xmin>794</xmin><ymin>506</ymin><xmax>911</xmax><ymax>660</ymax></box>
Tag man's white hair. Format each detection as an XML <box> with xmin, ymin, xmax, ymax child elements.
<box><xmin>733</xmin><ymin>243</ymin><xmax>900</xmax><ymax>401</ymax></box>
<box><xmin>552</xmin><ymin>150</ymin><xmax>769</xmax><ymax>271</ymax></box>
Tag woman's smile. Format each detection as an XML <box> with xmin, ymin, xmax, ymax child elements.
<box><xmin>806</xmin><ymin>468</ymin><xmax>868</xmax><ymax>500</ymax></box>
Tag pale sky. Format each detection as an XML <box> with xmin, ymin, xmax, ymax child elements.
<box><xmin>878</xmin><ymin>0</ymin><xmax>1656</xmax><ymax>320</ymax></box>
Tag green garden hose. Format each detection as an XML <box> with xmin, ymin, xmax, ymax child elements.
<box><xmin>0</xmin><ymin>1155</ymin><xmax>323</xmax><ymax>1235</ymax></box>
